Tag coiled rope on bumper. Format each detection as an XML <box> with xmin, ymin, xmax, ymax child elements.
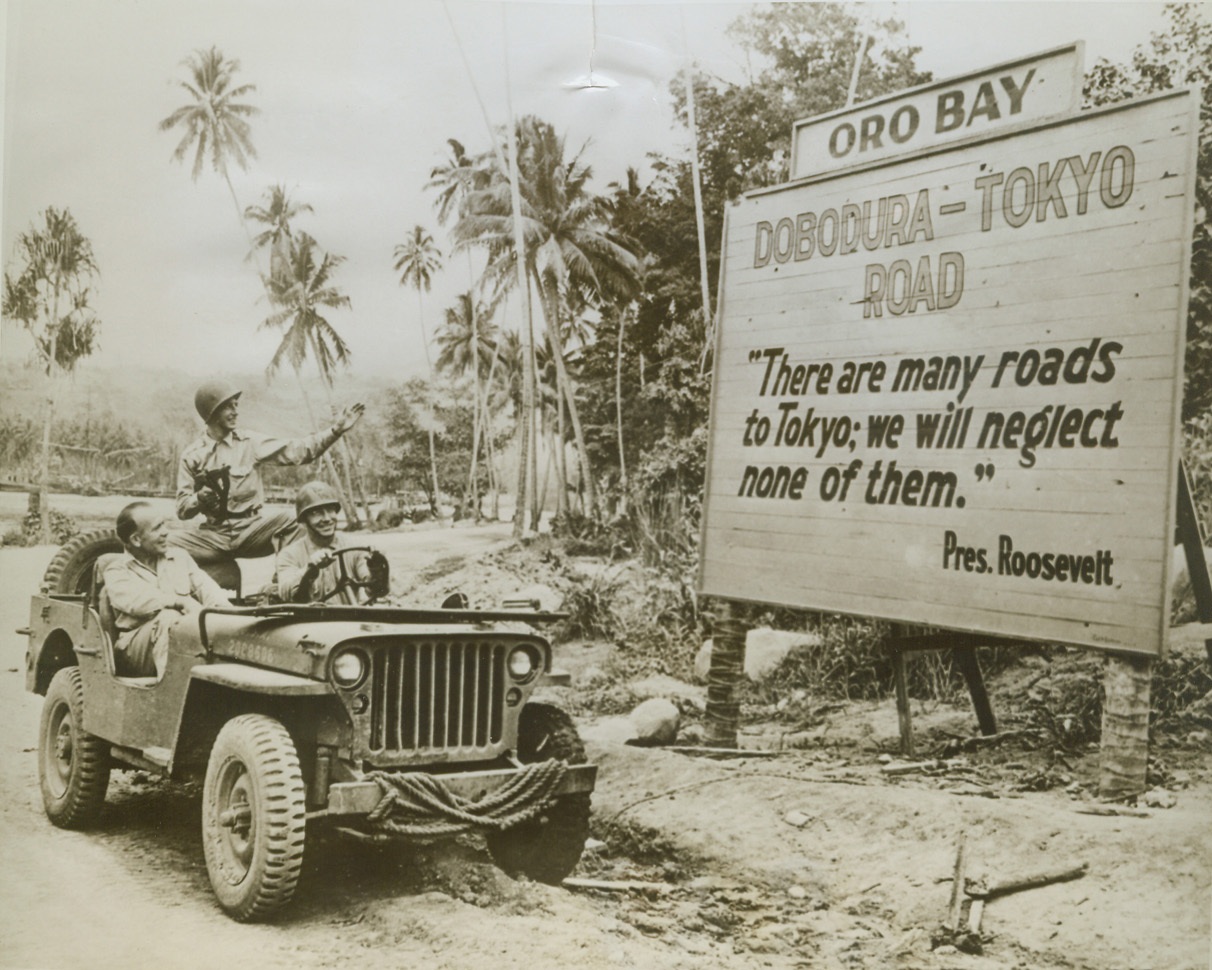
<box><xmin>365</xmin><ymin>758</ymin><xmax>568</xmax><ymax>837</ymax></box>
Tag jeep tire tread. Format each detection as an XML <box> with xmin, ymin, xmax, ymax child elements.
<box><xmin>486</xmin><ymin>703</ymin><xmax>591</xmax><ymax>885</ymax></box>
<box><xmin>42</xmin><ymin>529</ymin><xmax>122</xmax><ymax>595</ymax></box>
<box><xmin>39</xmin><ymin>667</ymin><xmax>111</xmax><ymax>828</ymax></box>
<box><xmin>202</xmin><ymin>715</ymin><xmax>307</xmax><ymax>921</ymax></box>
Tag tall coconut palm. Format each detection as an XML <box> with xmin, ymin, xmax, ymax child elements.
<box><xmin>261</xmin><ymin>232</ymin><xmax>362</xmax><ymax>522</ymax></box>
<box><xmin>436</xmin><ymin>290</ymin><xmax>504</xmax><ymax>515</ymax></box>
<box><xmin>429</xmin><ymin>140</ymin><xmax>506</xmax><ymax>520</ymax></box>
<box><xmin>427</xmin><ymin>139</ymin><xmax>491</xmax><ymax>225</ymax></box>
<box><xmin>393</xmin><ymin>226</ymin><xmax>444</xmax><ymax>513</ymax></box>
<box><xmin>453</xmin><ymin>116</ymin><xmax>640</xmax><ymax>516</ymax></box>
<box><xmin>246</xmin><ymin>185</ymin><xmax>369</xmax><ymax>521</ymax></box>
<box><xmin>158</xmin><ymin>46</ymin><xmax>259</xmax><ymax>240</ymax></box>
<box><xmin>244</xmin><ymin>183</ymin><xmax>314</xmax><ymax>281</ymax></box>
<box><xmin>2</xmin><ymin>207</ymin><xmax>100</xmax><ymax>542</ymax></box>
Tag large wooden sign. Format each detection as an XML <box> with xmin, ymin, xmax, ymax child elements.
<box><xmin>699</xmin><ymin>90</ymin><xmax>1197</xmax><ymax>655</ymax></box>
<box><xmin>790</xmin><ymin>44</ymin><xmax>1084</xmax><ymax>180</ymax></box>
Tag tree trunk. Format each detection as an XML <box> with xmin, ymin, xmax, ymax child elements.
<box><xmin>535</xmin><ymin>274</ymin><xmax>597</xmax><ymax>516</ymax></box>
<box><xmin>525</xmin><ymin>278</ymin><xmax>541</xmax><ymax>531</ymax></box>
<box><xmin>502</xmin><ymin>93</ymin><xmax>537</xmax><ymax>536</ymax></box>
<box><xmin>290</xmin><ymin>367</ymin><xmax>345</xmax><ymax>513</ymax></box>
<box><xmin>468</xmin><ymin>274</ymin><xmax>482</xmax><ymax>520</ymax></box>
<box><xmin>1099</xmin><ymin>653</ymin><xmax>1153</xmax><ymax>800</ymax></box>
<box><xmin>37</xmin><ymin>278</ymin><xmax>65</xmax><ymax>544</ymax></box>
<box><xmin>616</xmin><ymin>307</ymin><xmax>628</xmax><ymax>515</ymax></box>
<box><xmin>513</xmin><ymin>385</ymin><xmax>529</xmax><ymax>535</ymax></box>
<box><xmin>538</xmin><ymin>416</ymin><xmax>553</xmax><ymax>514</ymax></box>
<box><xmin>486</xmin><ymin>399</ymin><xmax>501</xmax><ymax>522</ymax></box>
<box><xmin>705</xmin><ymin>600</ymin><xmax>750</xmax><ymax>747</ymax></box>
<box><xmin>555</xmin><ymin>395</ymin><xmax>567</xmax><ymax>518</ymax></box>
<box><xmin>305</xmin><ymin>335</ymin><xmax>363</xmax><ymax>528</ymax></box>
<box><xmin>414</xmin><ymin>294</ymin><xmax>443</xmax><ymax>516</ymax></box>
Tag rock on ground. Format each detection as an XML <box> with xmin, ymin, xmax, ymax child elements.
<box><xmin>629</xmin><ymin>697</ymin><xmax>680</xmax><ymax>746</ymax></box>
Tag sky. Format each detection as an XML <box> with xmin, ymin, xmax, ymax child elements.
<box><xmin>0</xmin><ymin>0</ymin><xmax>1180</xmax><ymax>390</ymax></box>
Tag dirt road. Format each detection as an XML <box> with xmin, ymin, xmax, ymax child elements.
<box><xmin>0</xmin><ymin>531</ymin><xmax>738</xmax><ymax>970</ymax></box>
<box><xmin>3</xmin><ymin>530</ymin><xmax>1209</xmax><ymax>970</ymax></box>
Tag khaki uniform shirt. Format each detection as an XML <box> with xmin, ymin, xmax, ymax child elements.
<box><xmin>177</xmin><ymin>427</ymin><xmax>340</xmax><ymax>523</ymax></box>
<box><xmin>276</xmin><ymin>534</ymin><xmax>369</xmax><ymax>605</ymax></box>
<box><xmin>103</xmin><ymin>550</ymin><xmax>230</xmax><ymax>631</ymax></box>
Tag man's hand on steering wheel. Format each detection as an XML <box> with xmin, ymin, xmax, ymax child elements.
<box><xmin>296</xmin><ymin>547</ymin><xmax>378</xmax><ymax>604</ymax></box>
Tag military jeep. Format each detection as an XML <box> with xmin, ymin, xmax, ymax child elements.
<box><xmin>23</xmin><ymin>529</ymin><xmax>596</xmax><ymax>921</ymax></box>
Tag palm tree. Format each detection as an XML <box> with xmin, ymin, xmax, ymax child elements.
<box><xmin>245</xmin><ymin>184</ymin><xmax>368</xmax><ymax>521</ymax></box>
<box><xmin>244</xmin><ymin>183</ymin><xmax>314</xmax><ymax>281</ymax></box>
<box><xmin>2</xmin><ymin>207</ymin><xmax>100</xmax><ymax>542</ymax></box>
<box><xmin>261</xmin><ymin>232</ymin><xmax>362</xmax><ymax>523</ymax></box>
<box><xmin>436</xmin><ymin>290</ymin><xmax>504</xmax><ymax>516</ymax></box>
<box><xmin>427</xmin><ymin>139</ymin><xmax>490</xmax><ymax>225</ymax></box>
<box><xmin>453</xmin><ymin>116</ymin><xmax>640</xmax><ymax>516</ymax></box>
<box><xmin>158</xmin><ymin>46</ymin><xmax>259</xmax><ymax>239</ymax></box>
<box><xmin>159</xmin><ymin>48</ymin><xmax>361</xmax><ymax>523</ymax></box>
<box><xmin>393</xmin><ymin>226</ymin><xmax>444</xmax><ymax>513</ymax></box>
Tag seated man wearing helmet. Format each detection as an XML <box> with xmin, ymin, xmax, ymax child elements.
<box><xmin>172</xmin><ymin>380</ymin><xmax>364</xmax><ymax>566</ymax></box>
<box><xmin>276</xmin><ymin>481</ymin><xmax>372</xmax><ymax>604</ymax></box>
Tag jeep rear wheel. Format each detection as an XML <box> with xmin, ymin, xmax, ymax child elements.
<box><xmin>486</xmin><ymin>703</ymin><xmax>591</xmax><ymax>885</ymax></box>
<box><xmin>202</xmin><ymin>715</ymin><xmax>306</xmax><ymax>921</ymax></box>
<box><xmin>42</xmin><ymin>529</ymin><xmax>122</xmax><ymax>595</ymax></box>
<box><xmin>39</xmin><ymin>667</ymin><xmax>110</xmax><ymax>828</ymax></box>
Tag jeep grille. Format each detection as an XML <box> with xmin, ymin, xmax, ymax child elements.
<box><xmin>368</xmin><ymin>641</ymin><xmax>506</xmax><ymax>753</ymax></box>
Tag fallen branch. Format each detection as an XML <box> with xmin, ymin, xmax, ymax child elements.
<box><xmin>1075</xmin><ymin>804</ymin><xmax>1152</xmax><ymax>818</ymax></box>
<box><xmin>966</xmin><ymin>862</ymin><xmax>1088</xmax><ymax>899</ymax></box>
<box><xmin>665</xmin><ymin>745</ymin><xmax>782</xmax><ymax>758</ymax></box>
<box><xmin>563</xmin><ymin>878</ymin><xmax>673</xmax><ymax>894</ymax></box>
<box><xmin>882</xmin><ymin>760</ymin><xmax>937</xmax><ymax>776</ymax></box>
<box><xmin>939</xmin><ymin>730</ymin><xmax>1037</xmax><ymax>755</ymax></box>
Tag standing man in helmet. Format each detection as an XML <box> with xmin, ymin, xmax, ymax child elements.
<box><xmin>173</xmin><ymin>380</ymin><xmax>364</xmax><ymax>565</ymax></box>
<box><xmin>276</xmin><ymin>480</ymin><xmax>372</xmax><ymax>604</ymax></box>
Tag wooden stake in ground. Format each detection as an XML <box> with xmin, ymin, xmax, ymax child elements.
<box><xmin>947</xmin><ymin>833</ymin><xmax>968</xmax><ymax>932</ymax></box>
<box><xmin>1099</xmin><ymin>653</ymin><xmax>1153</xmax><ymax>800</ymax></box>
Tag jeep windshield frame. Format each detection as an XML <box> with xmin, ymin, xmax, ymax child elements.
<box><xmin>196</xmin><ymin>604</ymin><xmax>568</xmax><ymax>655</ymax></box>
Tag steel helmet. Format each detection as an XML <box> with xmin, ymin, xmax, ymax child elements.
<box><xmin>194</xmin><ymin>380</ymin><xmax>242</xmax><ymax>423</ymax></box>
<box><xmin>295</xmin><ymin>480</ymin><xmax>342</xmax><ymax>519</ymax></box>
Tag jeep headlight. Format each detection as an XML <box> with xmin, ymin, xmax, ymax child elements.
<box><xmin>507</xmin><ymin>645</ymin><xmax>540</xmax><ymax>682</ymax></box>
<box><xmin>331</xmin><ymin>649</ymin><xmax>368</xmax><ymax>689</ymax></box>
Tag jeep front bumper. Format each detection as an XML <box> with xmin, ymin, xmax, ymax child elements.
<box><xmin>318</xmin><ymin>762</ymin><xmax>598</xmax><ymax>817</ymax></box>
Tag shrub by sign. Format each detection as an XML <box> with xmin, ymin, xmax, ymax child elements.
<box><xmin>700</xmin><ymin>72</ymin><xmax>1197</xmax><ymax>656</ymax></box>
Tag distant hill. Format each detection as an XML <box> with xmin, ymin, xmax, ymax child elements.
<box><xmin>1</xmin><ymin>359</ymin><xmax>397</xmax><ymax>441</ymax></box>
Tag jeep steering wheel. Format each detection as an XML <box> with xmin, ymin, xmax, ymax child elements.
<box><xmin>297</xmin><ymin>547</ymin><xmax>390</xmax><ymax>604</ymax></box>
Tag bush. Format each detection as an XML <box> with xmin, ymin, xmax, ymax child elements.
<box><xmin>554</xmin><ymin>569</ymin><xmax>623</xmax><ymax>643</ymax></box>
<box><xmin>610</xmin><ymin>570</ymin><xmax>702</xmax><ymax>680</ymax></box>
<box><xmin>998</xmin><ymin>646</ymin><xmax>1212</xmax><ymax>750</ymax></box>
<box><xmin>10</xmin><ymin>509</ymin><xmax>78</xmax><ymax>547</ymax></box>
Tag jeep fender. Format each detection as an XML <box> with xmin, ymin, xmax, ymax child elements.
<box><xmin>172</xmin><ymin>668</ymin><xmax>351</xmax><ymax>775</ymax></box>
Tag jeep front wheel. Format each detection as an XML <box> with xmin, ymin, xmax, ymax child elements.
<box><xmin>202</xmin><ymin>715</ymin><xmax>306</xmax><ymax>921</ymax></box>
<box><xmin>39</xmin><ymin>666</ymin><xmax>110</xmax><ymax>828</ymax></box>
<box><xmin>486</xmin><ymin>703</ymin><xmax>591</xmax><ymax>885</ymax></box>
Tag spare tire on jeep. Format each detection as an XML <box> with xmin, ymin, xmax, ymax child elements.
<box><xmin>42</xmin><ymin>529</ymin><xmax>123</xmax><ymax>595</ymax></box>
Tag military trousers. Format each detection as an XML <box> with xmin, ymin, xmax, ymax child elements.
<box><xmin>168</xmin><ymin>511</ymin><xmax>298</xmax><ymax>566</ymax></box>
<box><xmin>114</xmin><ymin>609</ymin><xmax>181</xmax><ymax>679</ymax></box>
